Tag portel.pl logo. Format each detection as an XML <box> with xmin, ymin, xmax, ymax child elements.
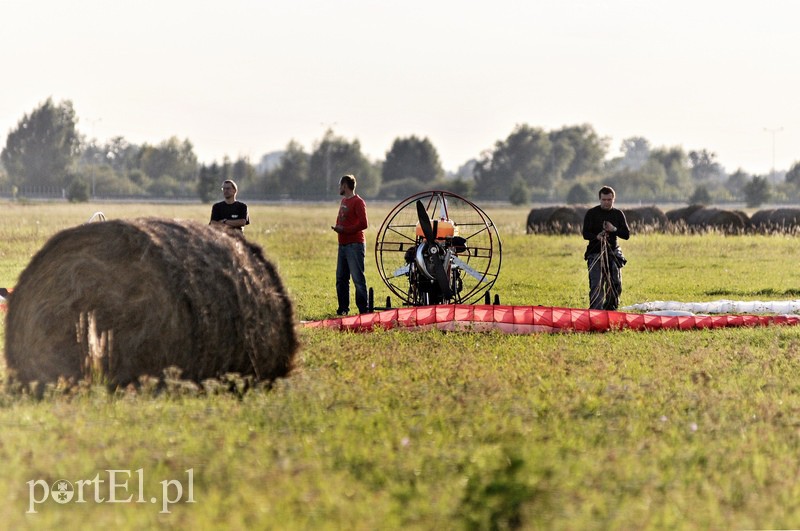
<box><xmin>27</xmin><ymin>469</ymin><xmax>195</xmax><ymax>514</ymax></box>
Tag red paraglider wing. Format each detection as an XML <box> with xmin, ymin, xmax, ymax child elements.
<box><xmin>303</xmin><ymin>304</ymin><xmax>800</xmax><ymax>334</ymax></box>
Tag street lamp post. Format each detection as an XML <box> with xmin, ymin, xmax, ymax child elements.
<box><xmin>763</xmin><ymin>127</ymin><xmax>784</xmax><ymax>181</ymax></box>
<box><xmin>86</xmin><ymin>117</ymin><xmax>102</xmax><ymax>198</ymax></box>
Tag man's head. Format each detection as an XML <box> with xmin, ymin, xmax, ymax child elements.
<box><xmin>339</xmin><ymin>174</ymin><xmax>356</xmax><ymax>196</ymax></box>
<box><xmin>222</xmin><ymin>180</ymin><xmax>238</xmax><ymax>201</ymax></box>
<box><xmin>598</xmin><ymin>185</ymin><xmax>615</xmax><ymax>210</ymax></box>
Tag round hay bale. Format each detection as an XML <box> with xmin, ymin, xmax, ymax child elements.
<box><xmin>770</xmin><ymin>208</ymin><xmax>800</xmax><ymax>229</ymax></box>
<box><xmin>526</xmin><ymin>206</ymin><xmax>560</xmax><ymax>234</ymax></box>
<box><xmin>686</xmin><ymin>208</ymin><xmax>746</xmax><ymax>233</ymax></box>
<box><xmin>5</xmin><ymin>218</ymin><xmax>298</xmax><ymax>387</ymax></box>
<box><xmin>625</xmin><ymin>206</ymin><xmax>668</xmax><ymax>229</ymax></box>
<box><xmin>526</xmin><ymin>206</ymin><xmax>583</xmax><ymax>234</ymax></box>
<box><xmin>548</xmin><ymin>206</ymin><xmax>583</xmax><ymax>234</ymax></box>
<box><xmin>666</xmin><ymin>204</ymin><xmax>705</xmax><ymax>223</ymax></box>
<box><xmin>732</xmin><ymin>210</ymin><xmax>751</xmax><ymax>230</ymax></box>
<box><xmin>749</xmin><ymin>209</ymin><xmax>776</xmax><ymax>230</ymax></box>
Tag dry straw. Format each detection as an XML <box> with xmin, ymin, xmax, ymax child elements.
<box><xmin>5</xmin><ymin>218</ymin><xmax>298</xmax><ymax>387</ymax></box>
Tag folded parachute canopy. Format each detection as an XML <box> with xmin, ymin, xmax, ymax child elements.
<box><xmin>302</xmin><ymin>304</ymin><xmax>800</xmax><ymax>334</ymax></box>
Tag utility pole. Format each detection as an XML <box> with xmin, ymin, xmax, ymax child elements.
<box><xmin>320</xmin><ymin>122</ymin><xmax>337</xmax><ymax>194</ymax></box>
<box><xmin>763</xmin><ymin>127</ymin><xmax>783</xmax><ymax>182</ymax></box>
<box><xmin>86</xmin><ymin>117</ymin><xmax>103</xmax><ymax>198</ymax></box>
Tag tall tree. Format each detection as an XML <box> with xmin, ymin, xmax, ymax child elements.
<box><xmin>649</xmin><ymin>146</ymin><xmax>690</xmax><ymax>190</ymax></box>
<box><xmin>197</xmin><ymin>162</ymin><xmax>220</xmax><ymax>203</ymax></box>
<box><xmin>743</xmin><ymin>176</ymin><xmax>771</xmax><ymax>207</ymax></box>
<box><xmin>137</xmin><ymin>137</ymin><xmax>198</xmax><ymax>182</ymax></box>
<box><xmin>566</xmin><ymin>183</ymin><xmax>591</xmax><ymax>204</ymax></box>
<box><xmin>80</xmin><ymin>136</ymin><xmax>138</xmax><ymax>172</ymax></box>
<box><xmin>1</xmin><ymin>98</ymin><xmax>80</xmax><ymax>188</ymax></box>
<box><xmin>785</xmin><ymin>161</ymin><xmax>800</xmax><ymax>186</ymax></box>
<box><xmin>473</xmin><ymin>124</ymin><xmax>552</xmax><ymax>200</ymax></box>
<box><xmin>308</xmin><ymin>129</ymin><xmax>379</xmax><ymax>198</ymax></box>
<box><xmin>265</xmin><ymin>140</ymin><xmax>309</xmax><ymax>198</ymax></box>
<box><xmin>606</xmin><ymin>159</ymin><xmax>667</xmax><ymax>202</ymax></box>
<box><xmin>689</xmin><ymin>149</ymin><xmax>723</xmax><ymax>182</ymax></box>
<box><xmin>548</xmin><ymin>124</ymin><xmax>608</xmax><ymax>180</ymax></box>
<box><xmin>231</xmin><ymin>156</ymin><xmax>256</xmax><ymax>190</ymax></box>
<box><xmin>725</xmin><ymin>168</ymin><xmax>750</xmax><ymax>199</ymax></box>
<box><xmin>382</xmin><ymin>136</ymin><xmax>444</xmax><ymax>183</ymax></box>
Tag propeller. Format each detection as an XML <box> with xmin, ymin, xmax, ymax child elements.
<box><xmin>416</xmin><ymin>200</ymin><xmax>453</xmax><ymax>299</ymax></box>
<box><xmin>451</xmin><ymin>256</ymin><xmax>486</xmax><ymax>282</ymax></box>
<box><xmin>416</xmin><ymin>200</ymin><xmax>435</xmax><ymax>243</ymax></box>
<box><xmin>390</xmin><ymin>264</ymin><xmax>410</xmax><ymax>278</ymax></box>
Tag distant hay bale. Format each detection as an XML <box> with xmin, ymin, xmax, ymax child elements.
<box><xmin>750</xmin><ymin>208</ymin><xmax>800</xmax><ymax>233</ymax></box>
<box><xmin>526</xmin><ymin>206</ymin><xmax>583</xmax><ymax>234</ymax></box>
<box><xmin>625</xmin><ymin>206</ymin><xmax>668</xmax><ymax>230</ymax></box>
<box><xmin>732</xmin><ymin>210</ymin><xmax>751</xmax><ymax>230</ymax></box>
<box><xmin>5</xmin><ymin>218</ymin><xmax>298</xmax><ymax>387</ymax></box>
<box><xmin>686</xmin><ymin>207</ymin><xmax>747</xmax><ymax>233</ymax></box>
<box><xmin>769</xmin><ymin>208</ymin><xmax>800</xmax><ymax>228</ymax></box>
<box><xmin>749</xmin><ymin>209</ymin><xmax>775</xmax><ymax>229</ymax></box>
<box><xmin>666</xmin><ymin>204</ymin><xmax>705</xmax><ymax>224</ymax></box>
<box><xmin>526</xmin><ymin>206</ymin><xmax>560</xmax><ymax>234</ymax></box>
<box><xmin>548</xmin><ymin>206</ymin><xmax>583</xmax><ymax>234</ymax></box>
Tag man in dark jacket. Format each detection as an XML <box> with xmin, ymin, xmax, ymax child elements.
<box><xmin>210</xmin><ymin>180</ymin><xmax>249</xmax><ymax>232</ymax></box>
<box><xmin>582</xmin><ymin>186</ymin><xmax>630</xmax><ymax>310</ymax></box>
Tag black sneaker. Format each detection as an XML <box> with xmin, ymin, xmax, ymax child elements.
<box><xmin>336</xmin><ymin>308</ymin><xmax>349</xmax><ymax>316</ymax></box>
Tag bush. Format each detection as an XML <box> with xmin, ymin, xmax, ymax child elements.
<box><xmin>377</xmin><ymin>178</ymin><xmax>426</xmax><ymax>200</ymax></box>
<box><xmin>743</xmin><ymin>176</ymin><xmax>771</xmax><ymax>208</ymax></box>
<box><xmin>439</xmin><ymin>178</ymin><xmax>474</xmax><ymax>198</ymax></box>
<box><xmin>566</xmin><ymin>183</ymin><xmax>591</xmax><ymax>204</ymax></box>
<box><xmin>66</xmin><ymin>177</ymin><xmax>90</xmax><ymax>202</ymax></box>
<box><xmin>509</xmin><ymin>178</ymin><xmax>530</xmax><ymax>205</ymax></box>
<box><xmin>689</xmin><ymin>185</ymin><xmax>712</xmax><ymax>205</ymax></box>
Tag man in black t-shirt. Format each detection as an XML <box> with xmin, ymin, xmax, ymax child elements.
<box><xmin>582</xmin><ymin>186</ymin><xmax>630</xmax><ymax>310</ymax></box>
<box><xmin>210</xmin><ymin>180</ymin><xmax>249</xmax><ymax>232</ymax></box>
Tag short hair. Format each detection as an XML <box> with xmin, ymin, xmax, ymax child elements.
<box><xmin>598</xmin><ymin>186</ymin><xmax>615</xmax><ymax>198</ymax></box>
<box><xmin>340</xmin><ymin>174</ymin><xmax>356</xmax><ymax>191</ymax></box>
<box><xmin>223</xmin><ymin>180</ymin><xmax>238</xmax><ymax>193</ymax></box>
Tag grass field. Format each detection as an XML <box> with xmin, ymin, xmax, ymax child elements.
<box><xmin>2</xmin><ymin>200</ymin><xmax>800</xmax><ymax>529</ymax></box>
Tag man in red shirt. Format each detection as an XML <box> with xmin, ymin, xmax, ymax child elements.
<box><xmin>331</xmin><ymin>174</ymin><xmax>369</xmax><ymax>315</ymax></box>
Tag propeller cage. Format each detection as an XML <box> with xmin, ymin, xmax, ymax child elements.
<box><xmin>374</xmin><ymin>191</ymin><xmax>502</xmax><ymax>306</ymax></box>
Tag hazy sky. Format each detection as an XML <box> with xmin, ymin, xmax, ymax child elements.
<box><xmin>2</xmin><ymin>0</ymin><xmax>797</xmax><ymax>174</ymax></box>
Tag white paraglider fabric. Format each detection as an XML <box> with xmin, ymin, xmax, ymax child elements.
<box><xmin>622</xmin><ymin>300</ymin><xmax>800</xmax><ymax>315</ymax></box>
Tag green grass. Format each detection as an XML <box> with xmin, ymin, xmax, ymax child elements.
<box><xmin>2</xmin><ymin>201</ymin><xmax>800</xmax><ymax>528</ymax></box>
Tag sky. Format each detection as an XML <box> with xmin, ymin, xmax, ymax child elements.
<box><xmin>1</xmin><ymin>0</ymin><xmax>798</xmax><ymax>175</ymax></box>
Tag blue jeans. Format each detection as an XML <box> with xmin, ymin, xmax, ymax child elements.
<box><xmin>586</xmin><ymin>253</ymin><xmax>622</xmax><ymax>310</ymax></box>
<box><xmin>336</xmin><ymin>243</ymin><xmax>368</xmax><ymax>314</ymax></box>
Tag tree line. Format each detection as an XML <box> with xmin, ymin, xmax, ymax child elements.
<box><xmin>2</xmin><ymin>98</ymin><xmax>799</xmax><ymax>206</ymax></box>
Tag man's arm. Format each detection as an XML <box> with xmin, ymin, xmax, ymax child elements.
<box><xmin>582</xmin><ymin>209</ymin><xmax>601</xmax><ymax>241</ymax></box>
<box><xmin>224</xmin><ymin>204</ymin><xmax>249</xmax><ymax>228</ymax></box>
<box><xmin>615</xmin><ymin>211</ymin><xmax>630</xmax><ymax>240</ymax></box>
<box><xmin>225</xmin><ymin>218</ymin><xmax>247</xmax><ymax>228</ymax></box>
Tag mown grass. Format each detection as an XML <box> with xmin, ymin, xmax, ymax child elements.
<box><xmin>2</xmin><ymin>201</ymin><xmax>800</xmax><ymax>528</ymax></box>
